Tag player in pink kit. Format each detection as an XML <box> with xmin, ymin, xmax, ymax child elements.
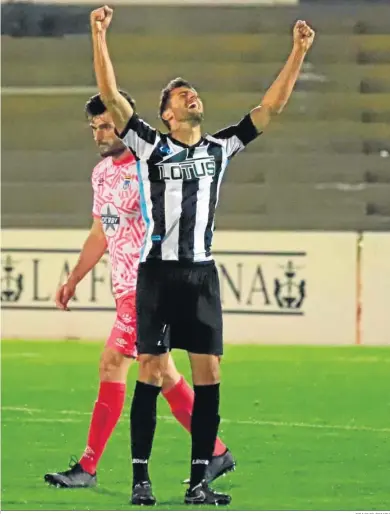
<box><xmin>44</xmin><ymin>91</ymin><xmax>235</xmax><ymax>488</ymax></box>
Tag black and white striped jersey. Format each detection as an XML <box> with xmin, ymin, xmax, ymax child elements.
<box><xmin>119</xmin><ymin>113</ymin><xmax>260</xmax><ymax>263</ymax></box>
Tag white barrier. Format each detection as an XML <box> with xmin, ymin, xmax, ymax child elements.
<box><xmin>1</xmin><ymin>230</ymin><xmax>115</xmax><ymax>341</ymax></box>
<box><xmin>2</xmin><ymin>230</ymin><xmax>358</xmax><ymax>344</ymax></box>
<box><xmin>361</xmin><ymin>233</ymin><xmax>390</xmax><ymax>345</ymax></box>
<box><xmin>213</xmin><ymin>231</ymin><xmax>356</xmax><ymax>345</ymax></box>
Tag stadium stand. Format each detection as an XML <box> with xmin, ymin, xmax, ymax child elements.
<box><xmin>2</xmin><ymin>2</ymin><xmax>390</xmax><ymax>230</ymax></box>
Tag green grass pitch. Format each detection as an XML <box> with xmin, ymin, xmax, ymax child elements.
<box><xmin>2</xmin><ymin>340</ymin><xmax>390</xmax><ymax>510</ymax></box>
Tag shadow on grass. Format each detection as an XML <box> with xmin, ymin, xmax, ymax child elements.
<box><xmin>90</xmin><ymin>486</ymin><xmax>129</xmax><ymax>501</ymax></box>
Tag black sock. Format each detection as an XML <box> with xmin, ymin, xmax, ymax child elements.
<box><xmin>190</xmin><ymin>384</ymin><xmax>220</xmax><ymax>488</ymax></box>
<box><xmin>130</xmin><ymin>380</ymin><xmax>161</xmax><ymax>486</ymax></box>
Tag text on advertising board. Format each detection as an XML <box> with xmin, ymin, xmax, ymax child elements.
<box><xmin>1</xmin><ymin>249</ymin><xmax>307</xmax><ymax>315</ymax></box>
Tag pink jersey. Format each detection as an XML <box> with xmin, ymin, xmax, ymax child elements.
<box><xmin>92</xmin><ymin>153</ymin><xmax>145</xmax><ymax>299</ymax></box>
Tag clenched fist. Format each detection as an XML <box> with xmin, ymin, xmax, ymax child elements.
<box><xmin>90</xmin><ymin>5</ymin><xmax>113</xmax><ymax>33</ymax></box>
<box><xmin>293</xmin><ymin>20</ymin><xmax>315</xmax><ymax>53</ymax></box>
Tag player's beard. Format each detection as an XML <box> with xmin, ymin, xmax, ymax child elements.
<box><xmin>99</xmin><ymin>144</ymin><xmax>127</xmax><ymax>158</ymax></box>
<box><xmin>186</xmin><ymin>110</ymin><xmax>204</xmax><ymax>126</ymax></box>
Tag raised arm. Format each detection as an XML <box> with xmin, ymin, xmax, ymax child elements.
<box><xmin>250</xmin><ymin>20</ymin><xmax>315</xmax><ymax>133</ymax></box>
<box><xmin>90</xmin><ymin>5</ymin><xmax>133</xmax><ymax>134</ymax></box>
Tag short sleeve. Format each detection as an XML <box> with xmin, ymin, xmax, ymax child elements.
<box><xmin>212</xmin><ymin>114</ymin><xmax>261</xmax><ymax>159</ymax></box>
<box><xmin>91</xmin><ymin>170</ymin><xmax>101</xmax><ymax>218</ymax></box>
<box><xmin>116</xmin><ymin>113</ymin><xmax>158</xmax><ymax>160</ymax></box>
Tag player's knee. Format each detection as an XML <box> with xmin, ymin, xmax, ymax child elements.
<box><xmin>161</xmin><ymin>356</ymin><xmax>181</xmax><ymax>392</ymax></box>
<box><xmin>191</xmin><ymin>354</ymin><xmax>221</xmax><ymax>385</ymax></box>
<box><xmin>99</xmin><ymin>349</ymin><xmax>130</xmax><ymax>382</ymax></box>
<box><xmin>138</xmin><ymin>354</ymin><xmax>168</xmax><ymax>386</ymax></box>
<box><xmin>205</xmin><ymin>364</ymin><xmax>220</xmax><ymax>384</ymax></box>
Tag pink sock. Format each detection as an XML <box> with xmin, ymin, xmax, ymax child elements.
<box><xmin>162</xmin><ymin>376</ymin><xmax>227</xmax><ymax>457</ymax></box>
<box><xmin>79</xmin><ymin>381</ymin><xmax>126</xmax><ymax>474</ymax></box>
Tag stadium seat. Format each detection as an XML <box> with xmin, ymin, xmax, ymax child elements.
<box><xmin>2</xmin><ymin>3</ymin><xmax>390</xmax><ymax>230</ymax></box>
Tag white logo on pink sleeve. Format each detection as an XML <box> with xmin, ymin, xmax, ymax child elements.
<box><xmin>92</xmin><ymin>154</ymin><xmax>145</xmax><ymax>298</ymax></box>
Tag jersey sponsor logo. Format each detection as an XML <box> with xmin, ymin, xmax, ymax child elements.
<box><xmin>158</xmin><ymin>156</ymin><xmax>215</xmax><ymax>181</ymax></box>
<box><xmin>101</xmin><ymin>203</ymin><xmax>120</xmax><ymax>237</ymax></box>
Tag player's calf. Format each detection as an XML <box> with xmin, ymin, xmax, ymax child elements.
<box><xmin>188</xmin><ymin>354</ymin><xmax>222</xmax><ymax>488</ymax></box>
<box><xmin>44</xmin><ymin>347</ymin><xmax>132</xmax><ymax>487</ymax></box>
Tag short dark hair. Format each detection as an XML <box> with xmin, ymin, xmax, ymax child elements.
<box><xmin>85</xmin><ymin>90</ymin><xmax>136</xmax><ymax>118</ymax></box>
<box><xmin>158</xmin><ymin>77</ymin><xmax>195</xmax><ymax>128</ymax></box>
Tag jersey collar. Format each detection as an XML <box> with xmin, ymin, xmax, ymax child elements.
<box><xmin>112</xmin><ymin>152</ymin><xmax>135</xmax><ymax>167</ymax></box>
<box><xmin>167</xmin><ymin>134</ymin><xmax>204</xmax><ymax>149</ymax></box>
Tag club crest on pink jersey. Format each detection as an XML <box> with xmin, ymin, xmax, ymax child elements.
<box><xmin>123</xmin><ymin>176</ymin><xmax>132</xmax><ymax>190</ymax></box>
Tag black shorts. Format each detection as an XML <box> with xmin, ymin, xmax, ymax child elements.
<box><xmin>136</xmin><ymin>260</ymin><xmax>223</xmax><ymax>356</ymax></box>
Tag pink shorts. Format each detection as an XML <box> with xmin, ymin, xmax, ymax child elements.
<box><xmin>106</xmin><ymin>292</ymin><xmax>138</xmax><ymax>358</ymax></box>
